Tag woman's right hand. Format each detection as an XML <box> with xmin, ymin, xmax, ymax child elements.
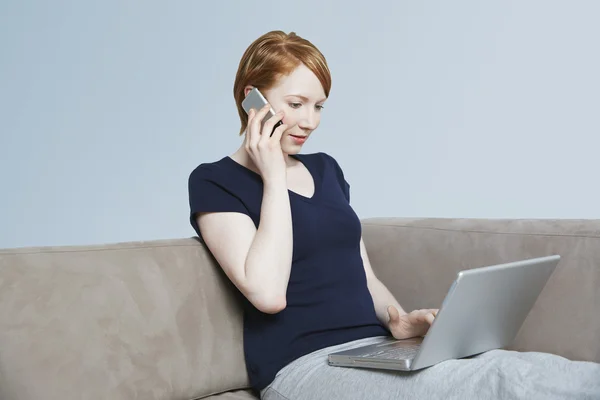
<box><xmin>245</xmin><ymin>104</ymin><xmax>289</xmax><ymax>184</ymax></box>
<box><xmin>387</xmin><ymin>306</ymin><xmax>438</xmax><ymax>339</ymax></box>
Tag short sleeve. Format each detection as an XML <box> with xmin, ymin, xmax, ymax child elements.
<box><xmin>188</xmin><ymin>166</ymin><xmax>249</xmax><ymax>237</ymax></box>
<box><xmin>323</xmin><ymin>153</ymin><xmax>351</xmax><ymax>203</ymax></box>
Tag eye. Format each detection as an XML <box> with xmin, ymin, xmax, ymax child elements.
<box><xmin>288</xmin><ymin>102</ymin><xmax>302</xmax><ymax>109</ymax></box>
<box><xmin>316</xmin><ymin>105</ymin><xmax>325</xmax><ymax>111</ymax></box>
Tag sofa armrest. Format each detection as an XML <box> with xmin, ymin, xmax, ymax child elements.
<box><xmin>361</xmin><ymin>217</ymin><xmax>600</xmax><ymax>363</ymax></box>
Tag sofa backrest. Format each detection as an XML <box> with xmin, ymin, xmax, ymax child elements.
<box><xmin>0</xmin><ymin>238</ymin><xmax>249</xmax><ymax>400</ymax></box>
<box><xmin>1</xmin><ymin>218</ymin><xmax>599</xmax><ymax>400</ymax></box>
<box><xmin>361</xmin><ymin>217</ymin><xmax>600</xmax><ymax>364</ymax></box>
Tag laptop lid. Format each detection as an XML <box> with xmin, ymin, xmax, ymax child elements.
<box><xmin>410</xmin><ymin>255</ymin><xmax>560</xmax><ymax>370</ymax></box>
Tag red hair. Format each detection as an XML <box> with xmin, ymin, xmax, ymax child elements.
<box><xmin>233</xmin><ymin>31</ymin><xmax>332</xmax><ymax>135</ymax></box>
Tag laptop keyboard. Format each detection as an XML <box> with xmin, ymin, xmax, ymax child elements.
<box><xmin>362</xmin><ymin>343</ymin><xmax>421</xmax><ymax>360</ymax></box>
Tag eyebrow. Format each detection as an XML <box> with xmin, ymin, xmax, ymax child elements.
<box><xmin>285</xmin><ymin>94</ymin><xmax>327</xmax><ymax>103</ymax></box>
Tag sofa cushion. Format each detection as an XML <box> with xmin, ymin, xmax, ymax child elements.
<box><xmin>0</xmin><ymin>238</ymin><xmax>249</xmax><ymax>400</ymax></box>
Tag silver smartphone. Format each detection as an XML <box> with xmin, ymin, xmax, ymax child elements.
<box><xmin>241</xmin><ymin>87</ymin><xmax>283</xmax><ymax>136</ymax></box>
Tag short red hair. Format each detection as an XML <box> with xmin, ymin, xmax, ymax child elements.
<box><xmin>233</xmin><ymin>31</ymin><xmax>332</xmax><ymax>135</ymax></box>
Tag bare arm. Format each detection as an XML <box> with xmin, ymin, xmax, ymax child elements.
<box><xmin>197</xmin><ymin>105</ymin><xmax>293</xmax><ymax>314</ymax></box>
<box><xmin>197</xmin><ymin>178</ymin><xmax>293</xmax><ymax>314</ymax></box>
<box><xmin>359</xmin><ymin>237</ymin><xmax>407</xmax><ymax>329</ymax></box>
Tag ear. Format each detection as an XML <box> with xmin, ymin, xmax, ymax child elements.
<box><xmin>243</xmin><ymin>85</ymin><xmax>254</xmax><ymax>97</ymax></box>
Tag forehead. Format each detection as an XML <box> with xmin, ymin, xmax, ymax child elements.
<box><xmin>273</xmin><ymin>64</ymin><xmax>326</xmax><ymax>100</ymax></box>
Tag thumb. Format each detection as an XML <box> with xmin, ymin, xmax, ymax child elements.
<box><xmin>387</xmin><ymin>305</ymin><xmax>400</xmax><ymax>324</ymax></box>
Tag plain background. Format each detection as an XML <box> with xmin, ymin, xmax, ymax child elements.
<box><xmin>1</xmin><ymin>1</ymin><xmax>599</xmax><ymax>249</ymax></box>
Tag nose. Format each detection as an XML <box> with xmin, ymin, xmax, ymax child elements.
<box><xmin>298</xmin><ymin>108</ymin><xmax>318</xmax><ymax>131</ymax></box>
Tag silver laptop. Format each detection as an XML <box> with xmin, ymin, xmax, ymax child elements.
<box><xmin>328</xmin><ymin>255</ymin><xmax>560</xmax><ymax>371</ymax></box>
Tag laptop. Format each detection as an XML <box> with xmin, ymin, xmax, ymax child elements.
<box><xmin>328</xmin><ymin>255</ymin><xmax>561</xmax><ymax>371</ymax></box>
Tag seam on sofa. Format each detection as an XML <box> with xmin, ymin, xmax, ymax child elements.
<box><xmin>361</xmin><ymin>222</ymin><xmax>600</xmax><ymax>239</ymax></box>
<box><xmin>0</xmin><ymin>241</ymin><xmax>202</xmax><ymax>256</ymax></box>
<box><xmin>5</xmin><ymin>222</ymin><xmax>600</xmax><ymax>256</ymax></box>
<box><xmin>194</xmin><ymin>388</ymin><xmax>254</xmax><ymax>400</ymax></box>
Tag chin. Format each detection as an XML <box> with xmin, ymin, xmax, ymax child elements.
<box><xmin>281</xmin><ymin>145</ymin><xmax>303</xmax><ymax>155</ymax></box>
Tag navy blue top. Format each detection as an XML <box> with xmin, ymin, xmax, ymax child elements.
<box><xmin>187</xmin><ymin>152</ymin><xmax>389</xmax><ymax>391</ymax></box>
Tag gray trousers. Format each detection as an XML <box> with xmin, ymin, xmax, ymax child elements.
<box><xmin>260</xmin><ymin>336</ymin><xmax>600</xmax><ymax>400</ymax></box>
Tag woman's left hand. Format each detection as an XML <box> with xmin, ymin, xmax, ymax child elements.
<box><xmin>387</xmin><ymin>306</ymin><xmax>438</xmax><ymax>340</ymax></box>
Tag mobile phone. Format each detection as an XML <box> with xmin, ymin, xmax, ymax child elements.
<box><xmin>241</xmin><ymin>87</ymin><xmax>283</xmax><ymax>136</ymax></box>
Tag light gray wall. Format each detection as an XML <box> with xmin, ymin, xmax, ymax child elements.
<box><xmin>1</xmin><ymin>1</ymin><xmax>599</xmax><ymax>249</ymax></box>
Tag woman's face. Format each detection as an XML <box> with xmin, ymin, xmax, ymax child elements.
<box><xmin>251</xmin><ymin>64</ymin><xmax>327</xmax><ymax>154</ymax></box>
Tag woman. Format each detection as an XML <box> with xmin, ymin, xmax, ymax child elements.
<box><xmin>188</xmin><ymin>31</ymin><xmax>600</xmax><ymax>400</ymax></box>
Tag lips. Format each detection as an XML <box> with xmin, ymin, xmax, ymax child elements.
<box><xmin>289</xmin><ymin>134</ymin><xmax>308</xmax><ymax>144</ymax></box>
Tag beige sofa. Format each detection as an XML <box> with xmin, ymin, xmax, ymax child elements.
<box><xmin>1</xmin><ymin>218</ymin><xmax>599</xmax><ymax>400</ymax></box>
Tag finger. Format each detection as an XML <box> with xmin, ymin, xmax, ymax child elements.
<box><xmin>425</xmin><ymin>313</ymin><xmax>435</xmax><ymax>325</ymax></box>
<box><xmin>411</xmin><ymin>309</ymin><xmax>433</xmax><ymax>324</ymax></box>
<box><xmin>254</xmin><ymin>103</ymin><xmax>272</xmax><ymax>130</ymax></box>
<box><xmin>261</xmin><ymin>110</ymin><xmax>285</xmax><ymax>138</ymax></box>
<box><xmin>387</xmin><ymin>305</ymin><xmax>400</xmax><ymax>324</ymax></box>
<box><xmin>249</xmin><ymin>108</ymin><xmax>264</xmax><ymax>148</ymax></box>
<box><xmin>270</xmin><ymin>123</ymin><xmax>289</xmax><ymax>142</ymax></box>
<box><xmin>245</xmin><ymin>109</ymin><xmax>255</xmax><ymax>144</ymax></box>
<box><xmin>419</xmin><ymin>309</ymin><xmax>437</xmax><ymax>324</ymax></box>
<box><xmin>247</xmin><ymin>107</ymin><xmax>256</xmax><ymax>121</ymax></box>
<box><xmin>248</xmin><ymin>111</ymin><xmax>262</xmax><ymax>151</ymax></box>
